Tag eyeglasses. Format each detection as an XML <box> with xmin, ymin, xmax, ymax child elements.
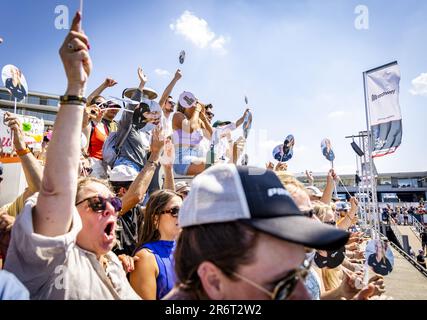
<box><xmin>230</xmin><ymin>259</ymin><xmax>311</xmax><ymax>300</ymax></box>
<box><xmin>76</xmin><ymin>195</ymin><xmax>122</xmax><ymax>215</ymax></box>
<box><xmin>161</xmin><ymin>207</ymin><xmax>180</xmax><ymax>218</ymax></box>
<box><xmin>206</xmin><ymin>112</ymin><xmax>214</xmax><ymax>118</ymax></box>
<box><xmin>167</xmin><ymin>100</ymin><xmax>176</xmax><ymax>106</ymax></box>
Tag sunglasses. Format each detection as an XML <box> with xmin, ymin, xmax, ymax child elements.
<box><xmin>206</xmin><ymin>111</ymin><xmax>215</xmax><ymax>117</ymax></box>
<box><xmin>161</xmin><ymin>207</ymin><xmax>180</xmax><ymax>218</ymax></box>
<box><xmin>324</xmin><ymin>221</ymin><xmax>337</xmax><ymax>226</ymax></box>
<box><xmin>167</xmin><ymin>100</ymin><xmax>176</xmax><ymax>106</ymax></box>
<box><xmin>231</xmin><ymin>259</ymin><xmax>311</xmax><ymax>300</ymax></box>
<box><xmin>76</xmin><ymin>195</ymin><xmax>122</xmax><ymax>215</ymax></box>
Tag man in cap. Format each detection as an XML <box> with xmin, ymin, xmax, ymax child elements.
<box><xmin>165</xmin><ymin>164</ymin><xmax>350</xmax><ymax>300</ymax></box>
<box><xmin>113</xmin><ymin>68</ymin><xmax>161</xmax><ymax>173</ymax></box>
<box><xmin>86</xmin><ymin>77</ymin><xmax>120</xmax><ymax>132</ymax></box>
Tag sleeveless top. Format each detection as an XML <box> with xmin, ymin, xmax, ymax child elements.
<box><xmin>88</xmin><ymin>122</ymin><xmax>108</xmax><ymax>160</ymax></box>
<box><xmin>136</xmin><ymin>240</ymin><xmax>176</xmax><ymax>299</ymax></box>
<box><xmin>172</xmin><ymin>129</ymin><xmax>204</xmax><ymax>147</ymax></box>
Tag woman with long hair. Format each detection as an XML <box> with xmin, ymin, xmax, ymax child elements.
<box><xmin>130</xmin><ymin>190</ymin><xmax>182</xmax><ymax>299</ymax></box>
<box><xmin>172</xmin><ymin>92</ymin><xmax>212</xmax><ymax>176</ymax></box>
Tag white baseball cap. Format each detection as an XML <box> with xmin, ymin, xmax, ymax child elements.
<box><xmin>178</xmin><ymin>91</ymin><xmax>197</xmax><ymax>108</ymax></box>
<box><xmin>179</xmin><ymin>164</ymin><xmax>349</xmax><ymax>250</ymax></box>
<box><xmin>109</xmin><ymin>165</ymin><xmax>139</xmax><ymax>182</ymax></box>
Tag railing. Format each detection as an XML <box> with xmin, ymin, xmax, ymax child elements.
<box><xmin>388</xmin><ymin>240</ymin><xmax>427</xmax><ymax>278</ymax></box>
<box><xmin>412</xmin><ymin>218</ymin><xmax>424</xmax><ymax>240</ymax></box>
<box><xmin>378</xmin><ymin>231</ymin><xmax>427</xmax><ymax>278</ymax></box>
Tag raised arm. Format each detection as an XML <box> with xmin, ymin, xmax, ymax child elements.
<box><xmin>86</xmin><ymin>78</ymin><xmax>117</xmax><ymax>105</ymax></box>
<box><xmin>320</xmin><ymin>169</ymin><xmax>337</xmax><ymax>205</ymax></box>
<box><xmin>199</xmin><ymin>109</ymin><xmax>213</xmax><ymax>138</ymax></box>
<box><xmin>189</xmin><ymin>102</ymin><xmax>203</xmax><ymax>131</ymax></box>
<box><xmin>235</xmin><ymin>109</ymin><xmax>250</xmax><ymax>128</ymax></box>
<box><xmin>120</xmin><ymin>126</ymin><xmax>163</xmax><ymax>213</ymax></box>
<box><xmin>159</xmin><ymin>69</ymin><xmax>182</xmax><ymax>110</ymax></box>
<box><xmin>34</xmin><ymin>12</ymin><xmax>92</xmax><ymax>236</ymax></box>
<box><xmin>4</xmin><ymin>113</ymin><xmax>43</xmax><ymax>198</ymax></box>
<box><xmin>116</xmin><ymin>67</ymin><xmax>147</xmax><ymax>142</ymax></box>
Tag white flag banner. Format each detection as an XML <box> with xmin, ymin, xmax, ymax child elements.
<box><xmin>365</xmin><ymin>62</ymin><xmax>402</xmax><ymax>157</ymax></box>
<box><xmin>0</xmin><ymin>110</ymin><xmax>44</xmax><ymax>154</ymax></box>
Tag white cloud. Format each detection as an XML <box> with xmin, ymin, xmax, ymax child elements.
<box><xmin>154</xmin><ymin>68</ymin><xmax>170</xmax><ymax>77</ymax></box>
<box><xmin>328</xmin><ymin>110</ymin><xmax>346</xmax><ymax>118</ymax></box>
<box><xmin>170</xmin><ymin>11</ymin><xmax>229</xmax><ymax>54</ymax></box>
<box><xmin>410</xmin><ymin>73</ymin><xmax>427</xmax><ymax>96</ymax></box>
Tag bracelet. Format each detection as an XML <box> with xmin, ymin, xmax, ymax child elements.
<box><xmin>16</xmin><ymin>147</ymin><xmax>31</xmax><ymax>156</ymax></box>
<box><xmin>60</xmin><ymin>95</ymin><xmax>87</xmax><ymax>105</ymax></box>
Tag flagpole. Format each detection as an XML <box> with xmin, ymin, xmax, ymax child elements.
<box><xmin>363</xmin><ymin>70</ymin><xmax>380</xmax><ymax>239</ymax></box>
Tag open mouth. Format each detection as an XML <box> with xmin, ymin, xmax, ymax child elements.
<box><xmin>104</xmin><ymin>221</ymin><xmax>115</xmax><ymax>240</ymax></box>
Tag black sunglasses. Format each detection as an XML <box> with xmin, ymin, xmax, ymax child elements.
<box><xmin>324</xmin><ymin>221</ymin><xmax>337</xmax><ymax>226</ymax></box>
<box><xmin>206</xmin><ymin>111</ymin><xmax>215</xmax><ymax>117</ymax></box>
<box><xmin>76</xmin><ymin>195</ymin><xmax>122</xmax><ymax>214</ymax></box>
<box><xmin>161</xmin><ymin>207</ymin><xmax>180</xmax><ymax>218</ymax></box>
<box><xmin>231</xmin><ymin>259</ymin><xmax>311</xmax><ymax>300</ymax></box>
<box><xmin>167</xmin><ymin>100</ymin><xmax>176</xmax><ymax>106</ymax></box>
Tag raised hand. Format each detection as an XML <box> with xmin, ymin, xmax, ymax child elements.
<box><xmin>150</xmin><ymin>126</ymin><xmax>164</xmax><ymax>156</ymax></box>
<box><xmin>59</xmin><ymin>11</ymin><xmax>92</xmax><ymax>96</ymax></box>
<box><xmin>103</xmin><ymin>78</ymin><xmax>118</xmax><ymax>88</ymax></box>
<box><xmin>305</xmin><ymin>170</ymin><xmax>314</xmax><ymax>184</ymax></box>
<box><xmin>174</xmin><ymin>69</ymin><xmax>182</xmax><ymax>81</ymax></box>
<box><xmin>4</xmin><ymin>112</ymin><xmax>26</xmax><ymax>151</ymax></box>
<box><xmin>138</xmin><ymin>67</ymin><xmax>148</xmax><ymax>84</ymax></box>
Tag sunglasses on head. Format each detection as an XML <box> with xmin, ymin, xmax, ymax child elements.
<box><xmin>231</xmin><ymin>259</ymin><xmax>311</xmax><ymax>300</ymax></box>
<box><xmin>76</xmin><ymin>195</ymin><xmax>122</xmax><ymax>215</ymax></box>
<box><xmin>161</xmin><ymin>207</ymin><xmax>180</xmax><ymax>218</ymax></box>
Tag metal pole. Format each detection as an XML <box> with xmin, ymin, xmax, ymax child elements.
<box><xmin>363</xmin><ymin>72</ymin><xmax>380</xmax><ymax>239</ymax></box>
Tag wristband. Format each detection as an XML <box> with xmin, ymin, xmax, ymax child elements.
<box><xmin>16</xmin><ymin>147</ymin><xmax>31</xmax><ymax>156</ymax></box>
<box><xmin>60</xmin><ymin>95</ymin><xmax>87</xmax><ymax>105</ymax></box>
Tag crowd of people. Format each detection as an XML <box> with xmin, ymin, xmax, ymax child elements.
<box><xmin>0</xmin><ymin>12</ymin><xmax>395</xmax><ymax>300</ymax></box>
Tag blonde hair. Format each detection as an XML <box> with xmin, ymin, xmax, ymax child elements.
<box><xmin>312</xmin><ymin>201</ymin><xmax>334</xmax><ymax>222</ymax></box>
<box><xmin>275</xmin><ymin>171</ymin><xmax>308</xmax><ymax>194</ymax></box>
<box><xmin>322</xmin><ymin>267</ymin><xmax>343</xmax><ymax>291</ymax></box>
<box><xmin>76</xmin><ymin>177</ymin><xmax>113</xmax><ymax>202</ymax></box>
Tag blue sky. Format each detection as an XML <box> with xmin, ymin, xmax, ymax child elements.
<box><xmin>0</xmin><ymin>0</ymin><xmax>426</xmax><ymax>174</ymax></box>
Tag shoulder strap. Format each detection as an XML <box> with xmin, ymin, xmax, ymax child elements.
<box><xmin>116</xmin><ymin>124</ymin><xmax>132</xmax><ymax>150</ymax></box>
<box><xmin>88</xmin><ymin>121</ymin><xmax>96</xmax><ymax>154</ymax></box>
